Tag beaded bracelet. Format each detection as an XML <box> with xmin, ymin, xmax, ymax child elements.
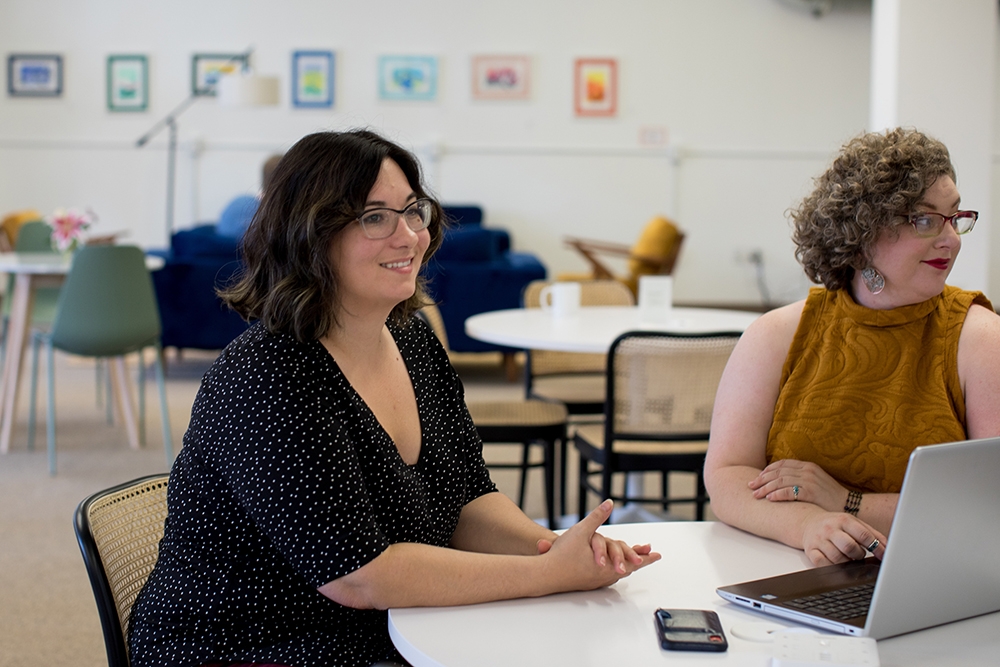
<box><xmin>844</xmin><ymin>490</ymin><xmax>862</xmax><ymax>516</ymax></box>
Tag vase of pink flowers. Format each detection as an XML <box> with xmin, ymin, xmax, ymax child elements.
<box><xmin>46</xmin><ymin>208</ymin><xmax>95</xmax><ymax>255</ymax></box>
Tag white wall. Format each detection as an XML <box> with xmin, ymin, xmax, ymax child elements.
<box><xmin>5</xmin><ymin>0</ymin><xmax>993</xmax><ymax>307</ymax></box>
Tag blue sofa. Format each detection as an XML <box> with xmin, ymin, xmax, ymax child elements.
<box><xmin>424</xmin><ymin>206</ymin><xmax>546</xmax><ymax>353</ymax></box>
<box><xmin>149</xmin><ymin>225</ymin><xmax>251</xmax><ymax>353</ymax></box>
<box><xmin>150</xmin><ymin>206</ymin><xmax>545</xmax><ymax>358</ymax></box>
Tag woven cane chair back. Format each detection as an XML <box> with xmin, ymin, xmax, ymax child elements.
<box><xmin>419</xmin><ymin>301</ymin><xmax>451</xmax><ymax>350</ymax></box>
<box><xmin>75</xmin><ymin>474</ymin><xmax>170</xmax><ymax>667</ymax></box>
<box><xmin>609</xmin><ymin>332</ymin><xmax>740</xmax><ymax>439</ymax></box>
<box><xmin>523</xmin><ymin>279</ymin><xmax>634</xmax><ymax>378</ymax></box>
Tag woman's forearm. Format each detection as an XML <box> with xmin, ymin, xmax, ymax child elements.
<box><xmin>707</xmin><ymin>464</ymin><xmax>827</xmax><ymax>550</ymax></box>
<box><xmin>853</xmin><ymin>493</ymin><xmax>898</xmax><ymax>536</ymax></box>
<box><xmin>319</xmin><ymin>542</ymin><xmax>556</xmax><ymax>610</ymax></box>
<box><xmin>319</xmin><ymin>499</ymin><xmax>657</xmax><ymax>610</ymax></box>
<box><xmin>449</xmin><ymin>491</ymin><xmax>557</xmax><ymax>556</ymax></box>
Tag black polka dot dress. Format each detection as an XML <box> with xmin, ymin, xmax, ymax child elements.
<box><xmin>128</xmin><ymin>317</ymin><xmax>497</xmax><ymax>667</ymax></box>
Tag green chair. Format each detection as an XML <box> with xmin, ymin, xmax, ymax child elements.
<box><xmin>0</xmin><ymin>220</ymin><xmax>62</xmax><ymax>373</ymax></box>
<box><xmin>13</xmin><ymin>219</ymin><xmax>55</xmax><ymax>251</ymax></box>
<box><xmin>27</xmin><ymin>245</ymin><xmax>173</xmax><ymax>474</ymax></box>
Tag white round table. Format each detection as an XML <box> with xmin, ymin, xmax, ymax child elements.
<box><xmin>389</xmin><ymin>521</ymin><xmax>1000</xmax><ymax>667</ymax></box>
<box><xmin>465</xmin><ymin>305</ymin><xmax>761</xmax><ymax>353</ymax></box>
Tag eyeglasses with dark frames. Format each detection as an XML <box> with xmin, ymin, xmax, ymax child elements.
<box><xmin>906</xmin><ymin>210</ymin><xmax>978</xmax><ymax>238</ymax></box>
<box><xmin>356</xmin><ymin>199</ymin><xmax>433</xmax><ymax>239</ymax></box>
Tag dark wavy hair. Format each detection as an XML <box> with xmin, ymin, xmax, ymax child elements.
<box><xmin>219</xmin><ymin>130</ymin><xmax>445</xmax><ymax>341</ymax></box>
<box><xmin>790</xmin><ymin>127</ymin><xmax>955</xmax><ymax>291</ymax></box>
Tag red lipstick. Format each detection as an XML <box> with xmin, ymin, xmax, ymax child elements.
<box><xmin>924</xmin><ymin>258</ymin><xmax>950</xmax><ymax>270</ymax></box>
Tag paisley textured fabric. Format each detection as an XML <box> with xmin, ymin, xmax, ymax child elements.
<box><xmin>766</xmin><ymin>285</ymin><xmax>992</xmax><ymax>493</ymax></box>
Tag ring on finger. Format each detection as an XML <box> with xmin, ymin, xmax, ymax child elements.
<box><xmin>866</xmin><ymin>538</ymin><xmax>880</xmax><ymax>552</ymax></box>
<box><xmin>793</xmin><ymin>485</ymin><xmax>799</xmax><ymax>501</ymax></box>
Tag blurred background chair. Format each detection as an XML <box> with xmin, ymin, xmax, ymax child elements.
<box><xmin>420</xmin><ymin>304</ymin><xmax>567</xmax><ymax>527</ymax></box>
<box><xmin>422</xmin><ymin>204</ymin><xmax>546</xmax><ymax>380</ymax></box>
<box><xmin>521</xmin><ymin>279</ymin><xmax>634</xmax><ymax>517</ymax></box>
<box><xmin>522</xmin><ymin>279</ymin><xmax>635</xmax><ymax>419</ymax></box>
<box><xmin>27</xmin><ymin>245</ymin><xmax>173</xmax><ymax>474</ymax></box>
<box><xmin>574</xmin><ymin>330</ymin><xmax>741</xmax><ymax>521</ymax></box>
<box><xmin>562</xmin><ymin>215</ymin><xmax>684</xmax><ymax>297</ymax></box>
<box><xmin>0</xmin><ymin>208</ymin><xmax>43</xmax><ymax>252</ymax></box>
<box><xmin>0</xmin><ymin>220</ymin><xmax>61</xmax><ymax>374</ymax></box>
<box><xmin>74</xmin><ymin>473</ymin><xmax>170</xmax><ymax>667</ymax></box>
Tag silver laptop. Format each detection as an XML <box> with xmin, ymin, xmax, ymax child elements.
<box><xmin>717</xmin><ymin>436</ymin><xmax>1000</xmax><ymax>639</ymax></box>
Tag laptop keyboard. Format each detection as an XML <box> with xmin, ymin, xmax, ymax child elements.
<box><xmin>783</xmin><ymin>583</ymin><xmax>875</xmax><ymax>620</ymax></box>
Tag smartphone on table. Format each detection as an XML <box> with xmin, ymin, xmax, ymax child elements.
<box><xmin>653</xmin><ymin>608</ymin><xmax>728</xmax><ymax>652</ymax></box>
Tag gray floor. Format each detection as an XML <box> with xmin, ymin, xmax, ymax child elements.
<box><xmin>0</xmin><ymin>348</ymin><xmax>707</xmax><ymax>667</ymax></box>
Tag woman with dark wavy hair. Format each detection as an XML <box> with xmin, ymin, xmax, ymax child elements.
<box><xmin>128</xmin><ymin>129</ymin><xmax>659</xmax><ymax>667</ymax></box>
<box><xmin>705</xmin><ymin>127</ymin><xmax>1000</xmax><ymax>567</ymax></box>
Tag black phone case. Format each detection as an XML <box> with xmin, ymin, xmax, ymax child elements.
<box><xmin>654</xmin><ymin>608</ymin><xmax>728</xmax><ymax>652</ymax></box>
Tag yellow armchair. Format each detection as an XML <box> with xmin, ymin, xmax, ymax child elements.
<box><xmin>562</xmin><ymin>215</ymin><xmax>684</xmax><ymax>295</ymax></box>
<box><xmin>0</xmin><ymin>209</ymin><xmax>43</xmax><ymax>252</ymax></box>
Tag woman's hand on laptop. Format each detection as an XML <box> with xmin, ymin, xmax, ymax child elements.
<box><xmin>801</xmin><ymin>512</ymin><xmax>888</xmax><ymax>567</ymax></box>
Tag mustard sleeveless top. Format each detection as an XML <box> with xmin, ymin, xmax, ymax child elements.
<box><xmin>766</xmin><ymin>285</ymin><xmax>992</xmax><ymax>494</ymax></box>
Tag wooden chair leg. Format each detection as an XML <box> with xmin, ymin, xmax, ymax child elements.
<box><xmin>557</xmin><ymin>438</ymin><xmax>567</xmax><ymax>526</ymax></box>
<box><xmin>543</xmin><ymin>438</ymin><xmax>556</xmax><ymax>529</ymax></box>
<box><xmin>112</xmin><ymin>357</ymin><xmax>140</xmax><ymax>450</ymax></box>
<box><xmin>696</xmin><ymin>472</ymin><xmax>707</xmax><ymax>521</ymax></box>
<box><xmin>503</xmin><ymin>352</ymin><xmax>519</xmax><ymax>383</ymax></box>
<box><xmin>137</xmin><ymin>350</ymin><xmax>147</xmax><ymax>447</ymax></box>
<box><xmin>517</xmin><ymin>442</ymin><xmax>531</xmax><ymax>508</ymax></box>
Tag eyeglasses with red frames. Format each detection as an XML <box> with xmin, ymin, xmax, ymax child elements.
<box><xmin>356</xmin><ymin>199</ymin><xmax>433</xmax><ymax>239</ymax></box>
<box><xmin>906</xmin><ymin>210</ymin><xmax>978</xmax><ymax>238</ymax></box>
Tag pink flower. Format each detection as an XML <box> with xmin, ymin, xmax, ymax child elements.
<box><xmin>46</xmin><ymin>208</ymin><xmax>94</xmax><ymax>251</ymax></box>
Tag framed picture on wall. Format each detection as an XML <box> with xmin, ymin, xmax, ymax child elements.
<box><xmin>7</xmin><ymin>54</ymin><xmax>63</xmax><ymax>97</ymax></box>
<box><xmin>107</xmin><ymin>55</ymin><xmax>148</xmax><ymax>111</ymax></box>
<box><xmin>471</xmin><ymin>55</ymin><xmax>530</xmax><ymax>100</ymax></box>
<box><xmin>574</xmin><ymin>58</ymin><xmax>617</xmax><ymax>117</ymax></box>
<box><xmin>292</xmin><ymin>50</ymin><xmax>334</xmax><ymax>108</ymax></box>
<box><xmin>378</xmin><ymin>55</ymin><xmax>437</xmax><ymax>101</ymax></box>
<box><xmin>191</xmin><ymin>53</ymin><xmax>248</xmax><ymax>96</ymax></box>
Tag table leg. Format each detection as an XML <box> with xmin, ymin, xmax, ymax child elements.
<box><xmin>0</xmin><ymin>274</ymin><xmax>35</xmax><ymax>453</ymax></box>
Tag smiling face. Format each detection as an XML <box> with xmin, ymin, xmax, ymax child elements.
<box><xmin>329</xmin><ymin>158</ymin><xmax>431</xmax><ymax>318</ymax></box>
<box><xmin>853</xmin><ymin>175</ymin><xmax>963</xmax><ymax>309</ymax></box>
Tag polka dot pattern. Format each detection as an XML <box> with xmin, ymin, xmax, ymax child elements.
<box><xmin>128</xmin><ymin>317</ymin><xmax>497</xmax><ymax>667</ymax></box>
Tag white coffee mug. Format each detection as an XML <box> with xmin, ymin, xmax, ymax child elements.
<box><xmin>638</xmin><ymin>275</ymin><xmax>673</xmax><ymax>322</ymax></box>
<box><xmin>539</xmin><ymin>282</ymin><xmax>581</xmax><ymax>318</ymax></box>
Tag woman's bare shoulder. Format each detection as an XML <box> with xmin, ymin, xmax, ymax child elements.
<box><xmin>964</xmin><ymin>303</ymin><xmax>1000</xmax><ymax>329</ymax></box>
<box><xmin>959</xmin><ymin>303</ymin><xmax>1000</xmax><ymax>358</ymax></box>
<box><xmin>739</xmin><ymin>299</ymin><xmax>806</xmax><ymax>354</ymax></box>
<box><xmin>959</xmin><ymin>304</ymin><xmax>1000</xmax><ymax>438</ymax></box>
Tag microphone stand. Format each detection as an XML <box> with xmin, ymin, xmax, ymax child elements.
<box><xmin>135</xmin><ymin>49</ymin><xmax>251</xmax><ymax>241</ymax></box>
<box><xmin>135</xmin><ymin>94</ymin><xmax>200</xmax><ymax>240</ymax></box>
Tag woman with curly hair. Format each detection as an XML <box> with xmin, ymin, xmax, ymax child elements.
<box><xmin>128</xmin><ymin>129</ymin><xmax>659</xmax><ymax>667</ymax></box>
<box><xmin>704</xmin><ymin>127</ymin><xmax>1000</xmax><ymax>566</ymax></box>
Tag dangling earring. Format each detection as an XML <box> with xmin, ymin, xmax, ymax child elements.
<box><xmin>861</xmin><ymin>267</ymin><xmax>884</xmax><ymax>295</ymax></box>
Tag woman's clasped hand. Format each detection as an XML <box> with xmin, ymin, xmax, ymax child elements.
<box><xmin>536</xmin><ymin>499</ymin><xmax>660</xmax><ymax>586</ymax></box>
<box><xmin>749</xmin><ymin>459</ymin><xmax>852</xmax><ymax>512</ymax></box>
